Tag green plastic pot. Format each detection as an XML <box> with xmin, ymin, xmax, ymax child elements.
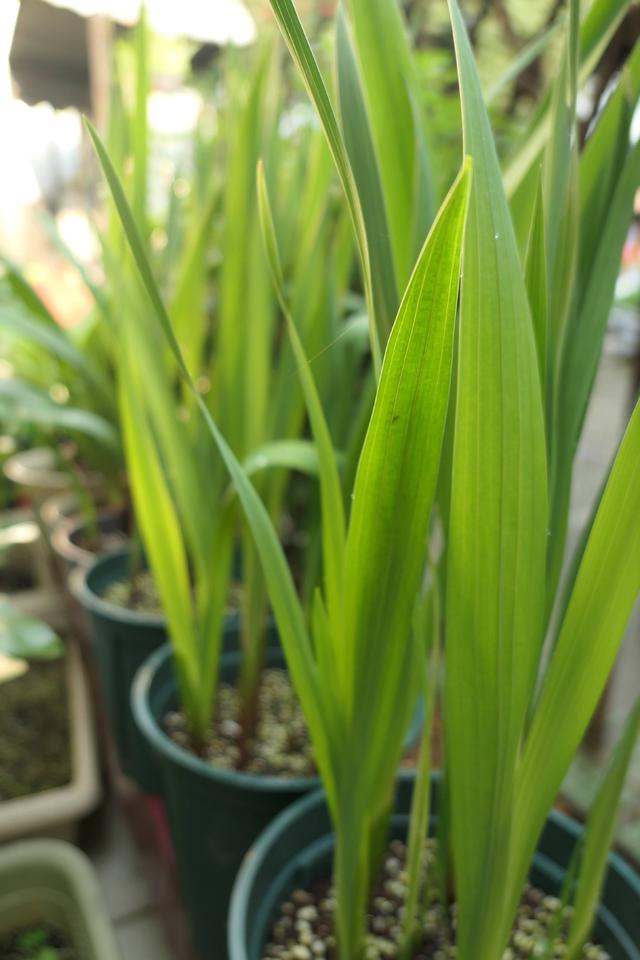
<box><xmin>133</xmin><ymin>641</ymin><xmax>423</xmax><ymax>960</ymax></box>
<box><xmin>229</xmin><ymin>776</ymin><xmax>640</xmax><ymax>960</ymax></box>
<box><xmin>132</xmin><ymin>636</ymin><xmax>307</xmax><ymax>960</ymax></box>
<box><xmin>72</xmin><ymin>549</ymin><xmax>167</xmax><ymax>792</ymax></box>
<box><xmin>0</xmin><ymin>839</ymin><xmax>121</xmax><ymax>960</ymax></box>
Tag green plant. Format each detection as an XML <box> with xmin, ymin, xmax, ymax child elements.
<box><xmin>0</xmin><ymin>600</ymin><xmax>63</xmax><ymax>685</ymax></box>
<box><xmin>0</xmin><ymin>259</ymin><xmax>122</xmax><ymax>503</ymax></box>
<box><xmin>93</xmin><ymin>116</ymin><xmax>471</xmax><ymax>953</ymax></box>
<box><xmin>440</xmin><ymin>3</ymin><xmax>639</xmax><ymax>957</ymax></box>
<box><xmin>91</xmin><ymin>2</ymin><xmax>639</xmax><ymax>959</ymax></box>
<box><xmin>87</xmin><ymin>23</ymin><xmax>368</xmax><ymax>745</ymax></box>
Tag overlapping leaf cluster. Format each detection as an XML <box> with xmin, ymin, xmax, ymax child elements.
<box><xmin>86</xmin><ymin>21</ymin><xmax>372</xmax><ymax>741</ymax></box>
<box><xmin>86</xmin><ymin>2</ymin><xmax>640</xmax><ymax>959</ymax></box>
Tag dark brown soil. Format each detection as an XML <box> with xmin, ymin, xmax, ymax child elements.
<box><xmin>165</xmin><ymin>669</ymin><xmax>315</xmax><ymax>777</ymax></box>
<box><xmin>71</xmin><ymin>527</ymin><xmax>127</xmax><ymax>556</ymax></box>
<box><xmin>263</xmin><ymin>839</ymin><xmax>610</xmax><ymax>960</ymax></box>
<box><xmin>0</xmin><ymin>569</ymin><xmax>34</xmax><ymax>592</ymax></box>
<box><xmin>0</xmin><ymin>659</ymin><xmax>71</xmax><ymax>801</ymax></box>
<box><xmin>0</xmin><ymin>922</ymin><xmax>76</xmax><ymax>959</ymax></box>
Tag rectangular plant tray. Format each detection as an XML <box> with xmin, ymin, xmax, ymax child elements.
<box><xmin>0</xmin><ymin>642</ymin><xmax>101</xmax><ymax>842</ymax></box>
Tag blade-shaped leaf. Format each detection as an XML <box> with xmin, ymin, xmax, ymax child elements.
<box><xmin>241</xmin><ymin>439</ymin><xmax>326</xmax><ymax>483</ymax></box>
<box><xmin>84</xmin><ymin>118</ymin><xmax>190</xmax><ymax>383</ymax></box>
<box><xmin>132</xmin><ymin>8</ymin><xmax>149</xmax><ymax>235</ymax></box>
<box><xmin>401</xmin><ymin>580</ymin><xmax>440</xmax><ymax>959</ymax></box>
<box><xmin>0</xmin><ymin>256</ymin><xmax>58</xmax><ymax>326</ymax></box>
<box><xmin>346</xmin><ymin>0</ymin><xmax>433</xmax><ymax>287</ymax></box>
<box><xmin>257</xmin><ymin>161</ymin><xmax>346</xmax><ymax>645</ymax></box>
<box><xmin>335</xmin><ymin>7</ymin><xmax>398</xmax><ymax>342</ymax></box>
<box><xmin>332</xmin><ymin>158</ymin><xmax>471</xmax><ymax>960</ymax></box>
<box><xmin>486</xmin><ymin>15</ymin><xmax>564</xmax><ymax>105</ymax></box>
<box><xmin>548</xmin><ymin>139</ymin><xmax>640</xmax><ymax>603</ymax></box>
<box><xmin>0</xmin><ymin>379</ymin><xmax>119</xmax><ymax>451</ymax></box>
<box><xmin>1</xmin><ymin>306</ymin><xmax>112</xmax><ymax>404</ymax></box>
<box><xmin>116</xmin><ymin>345</ymin><xmax>202</xmax><ymax>728</ymax></box>
<box><xmin>578</xmin><ymin>41</ymin><xmax>640</xmax><ymax>288</ymax></box>
<box><xmin>88</xmin><ymin>114</ymin><xmax>337</xmax><ymax>796</ymax></box>
<box><xmin>504</xmin><ymin>0</ymin><xmax>635</xmax><ymax>197</ymax></box>
<box><xmin>266</xmin><ymin>0</ymin><xmax>381</xmax><ymax>370</ymax></box>
<box><xmin>444</xmin><ymin>2</ymin><xmax>548</xmax><ymax>958</ymax></box>
<box><xmin>524</xmin><ymin>175</ymin><xmax>548</xmax><ymax>397</ymax></box>
<box><xmin>344</xmin><ymin>159</ymin><xmax>471</xmax><ymax>799</ymax></box>
<box><xmin>510</xmin><ymin>400</ymin><xmax>640</xmax><ymax>922</ymax></box>
<box><xmin>0</xmin><ymin>601</ymin><xmax>64</xmax><ymax>661</ymax></box>
<box><xmin>566</xmin><ymin>699</ymin><xmax>640</xmax><ymax>960</ymax></box>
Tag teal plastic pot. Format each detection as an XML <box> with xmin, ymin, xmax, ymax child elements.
<box><xmin>72</xmin><ymin>549</ymin><xmax>167</xmax><ymax>792</ymax></box>
<box><xmin>132</xmin><ymin>637</ymin><xmax>311</xmax><ymax>960</ymax></box>
<box><xmin>229</xmin><ymin>777</ymin><xmax>640</xmax><ymax>960</ymax></box>
<box><xmin>133</xmin><ymin>642</ymin><xmax>423</xmax><ymax>960</ymax></box>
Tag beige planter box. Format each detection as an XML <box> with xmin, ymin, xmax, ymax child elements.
<box><xmin>0</xmin><ymin>839</ymin><xmax>121</xmax><ymax>959</ymax></box>
<box><xmin>0</xmin><ymin>643</ymin><xmax>101</xmax><ymax>842</ymax></box>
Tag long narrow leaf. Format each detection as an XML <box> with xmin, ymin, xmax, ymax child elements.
<box><xmin>548</xmin><ymin>139</ymin><xmax>640</xmax><ymax>602</ymax></box>
<box><xmin>88</xmin><ymin>115</ymin><xmax>337</xmax><ymax>800</ymax></box>
<box><xmin>566</xmin><ymin>699</ymin><xmax>640</xmax><ymax>960</ymax></box>
<box><xmin>335</xmin><ymin>7</ymin><xmax>398</xmax><ymax>342</ymax></box>
<box><xmin>331</xmin><ymin>159</ymin><xmax>471</xmax><ymax>960</ymax></box>
<box><xmin>346</xmin><ymin>0</ymin><xmax>432</xmax><ymax>287</ymax></box>
<box><xmin>444</xmin><ymin>3</ymin><xmax>548</xmax><ymax>958</ymax></box>
<box><xmin>510</xmin><ymin>400</ymin><xmax>640</xmax><ymax>920</ymax></box>
<box><xmin>0</xmin><ymin>379</ymin><xmax>119</xmax><ymax>450</ymax></box>
<box><xmin>525</xmin><ymin>176</ymin><xmax>548</xmax><ymax>397</ymax></box>
<box><xmin>266</xmin><ymin>0</ymin><xmax>381</xmax><ymax>370</ymax></box>
<box><xmin>257</xmin><ymin>162</ymin><xmax>346</xmax><ymax>645</ymax></box>
<box><xmin>344</xmin><ymin>159</ymin><xmax>471</xmax><ymax>799</ymax></box>
<box><xmin>0</xmin><ymin>256</ymin><xmax>58</xmax><ymax>326</ymax></box>
<box><xmin>504</xmin><ymin>0</ymin><xmax>635</xmax><ymax>197</ymax></box>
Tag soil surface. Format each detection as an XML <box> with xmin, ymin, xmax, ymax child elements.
<box><xmin>263</xmin><ymin>839</ymin><xmax>610</xmax><ymax>960</ymax></box>
<box><xmin>0</xmin><ymin>659</ymin><xmax>71</xmax><ymax>801</ymax></box>
<box><xmin>102</xmin><ymin>572</ymin><xmax>242</xmax><ymax>617</ymax></box>
<box><xmin>102</xmin><ymin>571</ymin><xmax>163</xmax><ymax>614</ymax></box>
<box><xmin>0</xmin><ymin>922</ymin><xmax>76</xmax><ymax>959</ymax></box>
<box><xmin>165</xmin><ymin>668</ymin><xmax>315</xmax><ymax>776</ymax></box>
<box><xmin>71</xmin><ymin>527</ymin><xmax>127</xmax><ymax>556</ymax></box>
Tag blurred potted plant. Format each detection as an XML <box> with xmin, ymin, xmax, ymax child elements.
<box><xmin>0</xmin><ymin>260</ymin><xmax>127</xmax><ymax>567</ymax></box>
<box><xmin>0</xmin><ymin>840</ymin><xmax>121</xmax><ymax>960</ymax></box>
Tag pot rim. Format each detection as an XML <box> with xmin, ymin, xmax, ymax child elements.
<box><xmin>229</xmin><ymin>782</ymin><xmax>640</xmax><ymax>960</ymax></box>
<box><xmin>70</xmin><ymin>547</ymin><xmax>165</xmax><ymax>628</ymax></box>
<box><xmin>51</xmin><ymin>507</ymin><xmax>128</xmax><ymax>567</ymax></box>
<box><xmin>131</xmin><ymin>642</ymin><xmax>321</xmax><ymax>794</ymax></box>
<box><xmin>0</xmin><ymin>838</ymin><xmax>121</xmax><ymax>959</ymax></box>
<box><xmin>3</xmin><ymin>448</ymin><xmax>70</xmax><ymax>490</ymax></box>
<box><xmin>3</xmin><ymin>447</ymin><xmax>102</xmax><ymax>493</ymax></box>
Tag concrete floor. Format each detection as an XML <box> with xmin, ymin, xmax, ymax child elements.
<box><xmin>79</xmin><ymin>346</ymin><xmax>640</xmax><ymax>960</ymax></box>
<box><xmin>84</xmin><ymin>802</ymin><xmax>174</xmax><ymax>960</ymax></box>
<box><xmin>561</xmin><ymin>347</ymin><xmax>640</xmax><ymax>861</ymax></box>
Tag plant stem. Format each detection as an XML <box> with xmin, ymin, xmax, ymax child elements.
<box><xmin>335</xmin><ymin>812</ymin><xmax>368</xmax><ymax>960</ymax></box>
<box><xmin>399</xmin><ymin>618</ymin><xmax>439</xmax><ymax>960</ymax></box>
<box><xmin>236</xmin><ymin>533</ymin><xmax>268</xmax><ymax>748</ymax></box>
